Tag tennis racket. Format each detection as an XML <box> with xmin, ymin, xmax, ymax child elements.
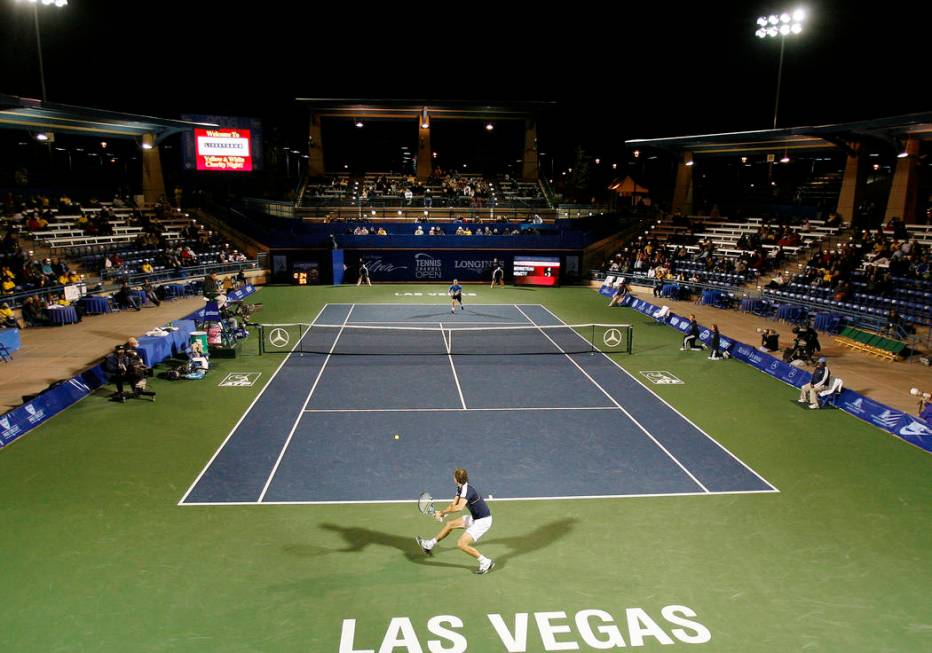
<box><xmin>418</xmin><ymin>491</ymin><xmax>440</xmax><ymax>519</ymax></box>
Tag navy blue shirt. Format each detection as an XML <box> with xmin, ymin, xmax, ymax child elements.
<box><xmin>456</xmin><ymin>483</ymin><xmax>491</xmax><ymax>520</ymax></box>
<box><xmin>449</xmin><ymin>284</ymin><xmax>462</xmax><ymax>296</ymax></box>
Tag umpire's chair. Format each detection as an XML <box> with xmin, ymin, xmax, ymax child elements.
<box><xmin>818</xmin><ymin>377</ymin><xmax>844</xmax><ymax>408</ymax></box>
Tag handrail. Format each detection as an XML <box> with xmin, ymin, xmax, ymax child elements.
<box><xmin>107</xmin><ymin>259</ymin><xmax>262</xmax><ymax>289</ymax></box>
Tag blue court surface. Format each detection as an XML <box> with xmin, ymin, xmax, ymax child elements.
<box><xmin>180</xmin><ymin>304</ymin><xmax>777</xmax><ymax>505</ymax></box>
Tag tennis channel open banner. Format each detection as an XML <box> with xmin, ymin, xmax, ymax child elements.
<box><xmin>614</xmin><ymin>292</ymin><xmax>932</xmax><ymax>453</ymax></box>
<box><xmin>346</xmin><ymin>251</ymin><xmax>516</xmax><ymax>282</ymax></box>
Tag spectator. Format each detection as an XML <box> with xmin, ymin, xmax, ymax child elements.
<box><xmin>21</xmin><ymin>296</ymin><xmax>49</xmax><ymax>326</ymax></box>
<box><xmin>115</xmin><ymin>282</ymin><xmax>142</xmax><ymax>311</ymax></box>
<box><xmin>0</xmin><ymin>302</ymin><xmax>19</xmax><ymax>328</ymax></box>
<box><xmin>142</xmin><ymin>279</ymin><xmax>161</xmax><ymax>307</ymax></box>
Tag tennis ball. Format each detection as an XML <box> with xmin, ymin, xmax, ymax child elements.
<box><xmin>393</xmin><ymin>434</ymin><xmax>400</xmax><ymax>440</ymax></box>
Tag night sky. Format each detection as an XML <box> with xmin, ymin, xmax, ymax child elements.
<box><xmin>1</xmin><ymin>0</ymin><xmax>928</xmax><ymax>163</ymax></box>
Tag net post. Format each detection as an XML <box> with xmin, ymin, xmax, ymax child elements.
<box><xmin>258</xmin><ymin>325</ymin><xmax>264</xmax><ymax>355</ymax></box>
<box><xmin>627</xmin><ymin>324</ymin><xmax>633</xmax><ymax>354</ymax></box>
<box><xmin>590</xmin><ymin>324</ymin><xmax>595</xmax><ymax>354</ymax></box>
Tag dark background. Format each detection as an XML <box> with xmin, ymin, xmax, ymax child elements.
<box><xmin>1</xmin><ymin>1</ymin><xmax>929</xmax><ymax>189</ymax></box>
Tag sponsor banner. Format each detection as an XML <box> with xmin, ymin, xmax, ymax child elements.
<box><xmin>346</xmin><ymin>251</ymin><xmax>515</xmax><ymax>282</ymax></box>
<box><xmin>602</xmin><ymin>288</ymin><xmax>930</xmax><ymax>451</ymax></box>
<box><xmin>227</xmin><ymin>284</ymin><xmax>256</xmax><ymax>302</ymax></box>
<box><xmin>186</xmin><ymin>286</ymin><xmax>256</xmax><ymax>320</ymax></box>
<box><xmin>0</xmin><ymin>376</ymin><xmax>98</xmax><ymax>447</ymax></box>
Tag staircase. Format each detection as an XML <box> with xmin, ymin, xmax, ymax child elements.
<box><xmin>798</xmin><ymin>172</ymin><xmax>842</xmax><ymax>206</ymax></box>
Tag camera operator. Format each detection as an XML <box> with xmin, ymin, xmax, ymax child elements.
<box><xmin>784</xmin><ymin>323</ymin><xmax>821</xmax><ymax>364</ymax></box>
<box><xmin>757</xmin><ymin>327</ymin><xmax>780</xmax><ymax>353</ymax></box>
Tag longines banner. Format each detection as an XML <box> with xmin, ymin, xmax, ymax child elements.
<box><xmin>346</xmin><ymin>251</ymin><xmax>521</xmax><ymax>282</ymax></box>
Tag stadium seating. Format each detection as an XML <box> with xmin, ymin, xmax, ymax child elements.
<box><xmin>833</xmin><ymin>327</ymin><xmax>906</xmax><ymax>361</ymax></box>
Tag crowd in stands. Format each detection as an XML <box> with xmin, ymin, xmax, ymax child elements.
<box><xmin>1</xmin><ymin>232</ymin><xmax>84</xmax><ymax>295</ymax></box>
<box><xmin>305</xmin><ymin>172</ymin><xmax>547</xmax><ymax>209</ymax></box>
<box><xmin>600</xmin><ymin>236</ymin><xmax>765</xmax><ymax>284</ymax></box>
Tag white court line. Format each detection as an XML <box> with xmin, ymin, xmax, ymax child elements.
<box><xmin>177</xmin><ymin>305</ymin><xmax>327</xmax><ymax>506</ymax></box>
<box><xmin>179</xmin><ymin>488</ymin><xmax>779</xmax><ymax>507</ymax></box>
<box><xmin>348</xmin><ymin>321</ymin><xmax>531</xmax><ymax>325</ymax></box>
<box><xmin>319</xmin><ymin>303</ymin><xmax>531</xmax><ymax>307</ymax></box>
<box><xmin>442</xmin><ymin>321</ymin><xmax>468</xmax><ymax>410</ymax></box>
<box><xmin>256</xmin><ymin>304</ymin><xmax>355</xmax><ymax>503</ymax></box>
<box><xmin>303</xmin><ymin>406</ymin><xmax>619</xmax><ymax>413</ymax></box>
<box><xmin>536</xmin><ymin>304</ymin><xmax>779</xmax><ymax>492</ymax></box>
<box><xmin>514</xmin><ymin>304</ymin><xmax>711</xmax><ymax>493</ymax></box>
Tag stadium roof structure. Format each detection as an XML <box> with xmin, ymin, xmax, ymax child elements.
<box><xmin>626</xmin><ymin>111</ymin><xmax>932</xmax><ymax>157</ymax></box>
<box><xmin>295</xmin><ymin>98</ymin><xmax>555</xmax><ymax>120</ymax></box>
<box><xmin>0</xmin><ymin>93</ymin><xmax>217</xmax><ymax>143</ymax></box>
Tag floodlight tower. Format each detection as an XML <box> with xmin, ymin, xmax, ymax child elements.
<box><xmin>755</xmin><ymin>8</ymin><xmax>806</xmax><ymax>129</ymax></box>
<box><xmin>15</xmin><ymin>0</ymin><xmax>69</xmax><ymax>102</ymax></box>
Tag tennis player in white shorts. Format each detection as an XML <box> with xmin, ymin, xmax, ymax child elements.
<box><xmin>416</xmin><ymin>467</ymin><xmax>495</xmax><ymax>574</ymax></box>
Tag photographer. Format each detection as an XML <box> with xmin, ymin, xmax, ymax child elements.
<box><xmin>105</xmin><ymin>344</ymin><xmax>156</xmax><ymax>403</ymax></box>
<box><xmin>757</xmin><ymin>328</ymin><xmax>780</xmax><ymax>353</ymax></box>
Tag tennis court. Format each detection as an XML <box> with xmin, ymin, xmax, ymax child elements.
<box><xmin>181</xmin><ymin>303</ymin><xmax>776</xmax><ymax>505</ymax></box>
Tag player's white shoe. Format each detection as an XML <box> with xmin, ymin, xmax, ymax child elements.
<box><xmin>416</xmin><ymin>536</ymin><xmax>433</xmax><ymax>556</ymax></box>
<box><xmin>476</xmin><ymin>559</ymin><xmax>495</xmax><ymax>574</ymax></box>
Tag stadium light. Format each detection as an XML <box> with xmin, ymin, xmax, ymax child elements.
<box><xmin>780</xmin><ymin>154</ymin><xmax>790</xmax><ymax>163</ymax></box>
<box><xmin>355</xmin><ymin>120</ymin><xmax>364</xmax><ymax>128</ymax></box>
<box><xmin>141</xmin><ymin>142</ymin><xmax>153</xmax><ymax>150</ymax></box>
<box><xmin>897</xmin><ymin>150</ymin><xmax>910</xmax><ymax>158</ymax></box>
<box><xmin>755</xmin><ymin>7</ymin><xmax>806</xmax><ymax>128</ymax></box>
<box><xmin>35</xmin><ymin>132</ymin><xmax>49</xmax><ymax>141</ymax></box>
<box><xmin>15</xmin><ymin>0</ymin><xmax>67</xmax><ymax>101</ymax></box>
<box><xmin>485</xmin><ymin>123</ymin><xmax>494</xmax><ymax>131</ymax></box>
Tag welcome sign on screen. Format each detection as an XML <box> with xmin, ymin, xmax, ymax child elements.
<box><xmin>195</xmin><ymin>128</ymin><xmax>252</xmax><ymax>171</ymax></box>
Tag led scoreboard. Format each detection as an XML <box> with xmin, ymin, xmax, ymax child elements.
<box><xmin>513</xmin><ymin>255</ymin><xmax>560</xmax><ymax>286</ymax></box>
<box><xmin>194</xmin><ymin>128</ymin><xmax>252</xmax><ymax>171</ymax></box>
<box><xmin>182</xmin><ymin>115</ymin><xmax>262</xmax><ymax>172</ymax></box>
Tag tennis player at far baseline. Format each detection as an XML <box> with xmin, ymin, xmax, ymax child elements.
<box><xmin>417</xmin><ymin>468</ymin><xmax>495</xmax><ymax>574</ymax></box>
<box><xmin>449</xmin><ymin>279</ymin><xmax>464</xmax><ymax>313</ymax></box>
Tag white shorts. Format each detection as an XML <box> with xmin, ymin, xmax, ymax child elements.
<box><xmin>463</xmin><ymin>515</ymin><xmax>493</xmax><ymax>542</ymax></box>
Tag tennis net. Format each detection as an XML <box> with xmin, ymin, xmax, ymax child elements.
<box><xmin>258</xmin><ymin>323</ymin><xmax>633</xmax><ymax>356</ymax></box>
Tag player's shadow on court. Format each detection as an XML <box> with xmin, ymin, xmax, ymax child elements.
<box><xmin>481</xmin><ymin>518</ymin><xmax>578</xmax><ymax>570</ymax></box>
<box><xmin>319</xmin><ymin>523</ymin><xmax>469</xmax><ymax>570</ymax></box>
<box><xmin>318</xmin><ymin>519</ymin><xmax>577</xmax><ymax>572</ymax></box>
